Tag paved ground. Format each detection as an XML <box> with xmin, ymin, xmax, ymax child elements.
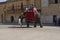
<box><xmin>0</xmin><ymin>25</ymin><xmax>60</xmax><ymax>40</ymax></box>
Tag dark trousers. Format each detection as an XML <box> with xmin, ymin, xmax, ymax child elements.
<box><xmin>26</xmin><ymin>19</ymin><xmax>43</xmax><ymax>28</ymax></box>
<box><xmin>26</xmin><ymin>20</ymin><xmax>30</xmax><ymax>27</ymax></box>
<box><xmin>34</xmin><ymin>19</ymin><xmax>43</xmax><ymax>28</ymax></box>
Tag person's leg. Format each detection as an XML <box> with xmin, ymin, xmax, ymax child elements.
<box><xmin>34</xmin><ymin>21</ymin><xmax>37</xmax><ymax>28</ymax></box>
<box><xmin>39</xmin><ymin>19</ymin><xmax>43</xmax><ymax>28</ymax></box>
<box><xmin>20</xmin><ymin>19</ymin><xmax>22</xmax><ymax>27</ymax></box>
<box><xmin>26</xmin><ymin>20</ymin><xmax>29</xmax><ymax>27</ymax></box>
<box><xmin>21</xmin><ymin>18</ymin><xmax>24</xmax><ymax>24</ymax></box>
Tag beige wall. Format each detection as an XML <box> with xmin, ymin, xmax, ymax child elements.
<box><xmin>0</xmin><ymin>0</ymin><xmax>41</xmax><ymax>23</ymax></box>
<box><xmin>41</xmin><ymin>15</ymin><xmax>53</xmax><ymax>24</ymax></box>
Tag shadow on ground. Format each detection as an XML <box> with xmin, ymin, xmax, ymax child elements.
<box><xmin>8</xmin><ymin>27</ymin><xmax>33</xmax><ymax>28</ymax></box>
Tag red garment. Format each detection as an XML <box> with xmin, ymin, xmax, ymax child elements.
<box><xmin>25</xmin><ymin>9</ymin><xmax>36</xmax><ymax>21</ymax></box>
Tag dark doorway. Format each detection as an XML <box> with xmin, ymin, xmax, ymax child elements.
<box><xmin>1</xmin><ymin>14</ymin><xmax>3</xmax><ymax>23</ymax></box>
<box><xmin>19</xmin><ymin>16</ymin><xmax>21</xmax><ymax>18</ymax></box>
<box><xmin>53</xmin><ymin>15</ymin><xmax>57</xmax><ymax>25</ymax></box>
<box><xmin>55</xmin><ymin>0</ymin><xmax>58</xmax><ymax>4</ymax></box>
<box><xmin>11</xmin><ymin>16</ymin><xmax>14</xmax><ymax>23</ymax></box>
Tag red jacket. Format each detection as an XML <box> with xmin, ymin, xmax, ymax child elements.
<box><xmin>25</xmin><ymin>9</ymin><xmax>36</xmax><ymax>21</ymax></box>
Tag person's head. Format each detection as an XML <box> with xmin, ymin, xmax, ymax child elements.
<box><xmin>28</xmin><ymin>4</ymin><xmax>34</xmax><ymax>10</ymax></box>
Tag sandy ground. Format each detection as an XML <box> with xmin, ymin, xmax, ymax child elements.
<box><xmin>0</xmin><ymin>25</ymin><xmax>60</xmax><ymax>40</ymax></box>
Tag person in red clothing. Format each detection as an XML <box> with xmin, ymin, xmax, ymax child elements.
<box><xmin>25</xmin><ymin>4</ymin><xmax>37</xmax><ymax>21</ymax></box>
<box><xmin>25</xmin><ymin>9</ymin><xmax>35</xmax><ymax>21</ymax></box>
<box><xmin>25</xmin><ymin>4</ymin><xmax>35</xmax><ymax>27</ymax></box>
<box><xmin>24</xmin><ymin>4</ymin><xmax>43</xmax><ymax>28</ymax></box>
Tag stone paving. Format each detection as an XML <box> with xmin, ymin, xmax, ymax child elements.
<box><xmin>0</xmin><ymin>25</ymin><xmax>60</xmax><ymax>40</ymax></box>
